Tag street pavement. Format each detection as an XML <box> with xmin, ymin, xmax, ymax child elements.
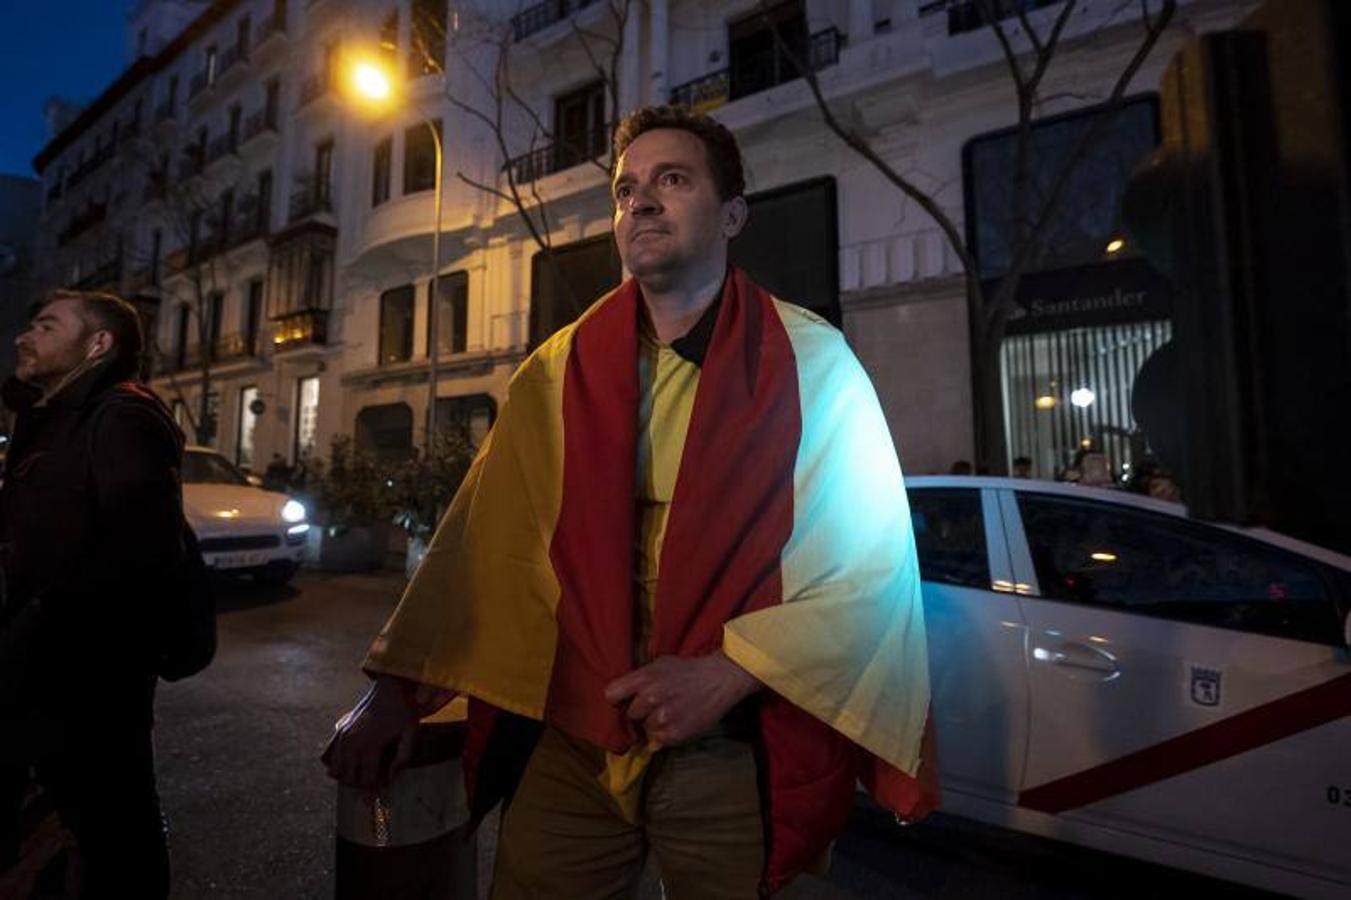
<box><xmin>149</xmin><ymin>569</ymin><xmax>1280</xmax><ymax>899</ymax></box>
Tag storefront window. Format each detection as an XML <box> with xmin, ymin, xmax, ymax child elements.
<box><xmin>237</xmin><ymin>386</ymin><xmax>259</xmax><ymax>470</ymax></box>
<box><xmin>295</xmin><ymin>376</ymin><xmax>320</xmax><ymax>461</ymax></box>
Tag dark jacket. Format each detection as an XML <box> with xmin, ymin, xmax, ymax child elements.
<box><xmin>0</xmin><ymin>361</ymin><xmax>184</xmax><ymax>736</ymax></box>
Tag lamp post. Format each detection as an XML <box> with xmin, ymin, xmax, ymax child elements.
<box><xmin>350</xmin><ymin>61</ymin><xmax>443</xmax><ymax>452</ymax></box>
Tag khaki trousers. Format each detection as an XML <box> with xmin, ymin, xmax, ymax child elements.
<box><xmin>491</xmin><ymin>726</ymin><xmax>765</xmax><ymax>900</ymax></box>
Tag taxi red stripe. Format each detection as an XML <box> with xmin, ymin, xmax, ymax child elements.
<box><xmin>1019</xmin><ymin>671</ymin><xmax>1351</xmax><ymax>814</ymax></box>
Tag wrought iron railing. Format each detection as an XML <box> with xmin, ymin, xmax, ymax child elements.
<box><xmin>271</xmin><ymin>309</ymin><xmax>330</xmax><ymax>352</ymax></box>
<box><xmin>503</xmin><ymin>126</ymin><xmax>609</xmax><ymax>186</ymax></box>
<box><xmin>288</xmin><ymin>182</ymin><xmax>333</xmax><ymax>223</ymax></box>
<box><xmin>256</xmin><ymin>11</ymin><xmax>287</xmax><ymax>45</ymax></box>
<box><xmin>670</xmin><ymin>27</ymin><xmax>842</xmax><ymax>110</ymax></box>
<box><xmin>298</xmin><ymin>72</ymin><xmax>331</xmax><ymax>108</ymax></box>
<box><xmin>188</xmin><ymin>70</ymin><xmax>210</xmax><ymax>100</ymax></box>
<box><xmin>57</xmin><ymin>202</ymin><xmax>107</xmax><ymax>246</ymax></box>
<box><xmin>510</xmin><ymin>0</ymin><xmax>603</xmax><ymax>42</ymax></box>
<box><xmin>242</xmin><ymin>108</ymin><xmax>278</xmax><ymax>144</ymax></box>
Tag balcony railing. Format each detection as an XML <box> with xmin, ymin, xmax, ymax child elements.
<box><xmin>298</xmin><ymin>72</ymin><xmax>332</xmax><ymax>108</ymax></box>
<box><xmin>219</xmin><ymin>44</ymin><xmax>249</xmax><ymax>78</ymax></box>
<box><xmin>241</xmin><ymin>108</ymin><xmax>278</xmax><ymax>145</ymax></box>
<box><xmin>206</xmin><ymin>134</ymin><xmax>238</xmax><ymax>165</ymax></box>
<box><xmin>256</xmin><ymin>11</ymin><xmax>287</xmax><ymax>46</ymax></box>
<box><xmin>670</xmin><ymin>27</ymin><xmax>843</xmax><ymax>111</ymax></box>
<box><xmin>72</xmin><ymin>257</ymin><xmax>123</xmax><ymax>291</ymax></box>
<box><xmin>288</xmin><ymin>183</ymin><xmax>333</xmax><ymax>223</ymax></box>
<box><xmin>940</xmin><ymin>0</ymin><xmax>1062</xmax><ymax>36</ymax></box>
<box><xmin>57</xmin><ymin>202</ymin><xmax>108</xmax><ymax>246</ymax></box>
<box><xmin>162</xmin><ymin>332</ymin><xmax>261</xmax><ymax>375</ymax></box>
<box><xmin>511</xmin><ymin>0</ymin><xmax>603</xmax><ymax>42</ymax></box>
<box><xmin>271</xmin><ymin>309</ymin><xmax>329</xmax><ymax>352</ymax></box>
<box><xmin>503</xmin><ymin>126</ymin><xmax>609</xmax><ymax>186</ymax></box>
<box><xmin>66</xmin><ymin>144</ymin><xmax>116</xmax><ymax>190</ymax></box>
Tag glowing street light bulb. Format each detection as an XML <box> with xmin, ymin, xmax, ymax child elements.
<box><xmin>1105</xmin><ymin>237</ymin><xmax>1126</xmax><ymax>254</ymax></box>
<box><xmin>352</xmin><ymin>61</ymin><xmax>392</xmax><ymax>101</ymax></box>
<box><xmin>1070</xmin><ymin>387</ymin><xmax>1096</xmax><ymax>408</ymax></box>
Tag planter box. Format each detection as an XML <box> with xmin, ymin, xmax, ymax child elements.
<box><xmin>305</xmin><ymin>523</ymin><xmax>390</xmax><ymax>572</ymax></box>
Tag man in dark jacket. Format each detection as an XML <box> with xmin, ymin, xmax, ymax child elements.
<box><xmin>0</xmin><ymin>289</ymin><xmax>183</xmax><ymax>898</ymax></box>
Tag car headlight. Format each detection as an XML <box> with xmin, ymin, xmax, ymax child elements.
<box><xmin>281</xmin><ymin>499</ymin><xmax>307</xmax><ymax>523</ymax></box>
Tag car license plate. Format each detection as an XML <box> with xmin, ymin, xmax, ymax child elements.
<box><xmin>212</xmin><ymin>551</ymin><xmax>271</xmax><ymax>570</ymax></box>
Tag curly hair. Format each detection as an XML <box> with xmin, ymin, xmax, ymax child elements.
<box><xmin>612</xmin><ymin>105</ymin><xmax>746</xmax><ymax>201</ymax></box>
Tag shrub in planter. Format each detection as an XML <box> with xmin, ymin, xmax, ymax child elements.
<box><xmin>387</xmin><ymin>426</ymin><xmax>477</xmax><ymax>577</ymax></box>
<box><xmin>304</xmin><ymin>435</ymin><xmax>392</xmax><ymax>572</ymax></box>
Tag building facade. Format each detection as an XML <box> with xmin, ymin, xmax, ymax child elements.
<box><xmin>31</xmin><ymin>0</ymin><xmax>1253</xmax><ymax>476</ymax></box>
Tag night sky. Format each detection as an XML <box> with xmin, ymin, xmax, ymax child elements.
<box><xmin>0</xmin><ymin>2</ymin><xmax>132</xmax><ymax>179</ymax></box>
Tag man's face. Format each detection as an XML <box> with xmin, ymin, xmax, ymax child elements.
<box><xmin>15</xmin><ymin>299</ymin><xmax>95</xmax><ymax>387</ymax></box>
<box><xmin>611</xmin><ymin>128</ymin><xmax>742</xmax><ymax>281</ymax></box>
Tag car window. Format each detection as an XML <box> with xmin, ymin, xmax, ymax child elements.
<box><xmin>908</xmin><ymin>488</ymin><xmax>990</xmax><ymax>589</ymax></box>
<box><xmin>1017</xmin><ymin>493</ymin><xmax>1343</xmax><ymax>645</ymax></box>
<box><xmin>183</xmin><ymin>451</ymin><xmax>249</xmax><ymax>486</ymax></box>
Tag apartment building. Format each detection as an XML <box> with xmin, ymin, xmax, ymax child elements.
<box><xmin>31</xmin><ymin>0</ymin><xmax>1253</xmax><ymax>476</ymax></box>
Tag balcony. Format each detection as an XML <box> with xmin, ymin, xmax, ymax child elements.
<box><xmin>937</xmin><ymin>0</ymin><xmax>1062</xmax><ymax>36</ymax></box>
<box><xmin>218</xmin><ymin>44</ymin><xmax>249</xmax><ymax>83</ymax></box>
<box><xmin>57</xmin><ymin>202</ymin><xmax>108</xmax><ymax>246</ymax></box>
<box><xmin>240</xmin><ymin>109</ymin><xmax>279</xmax><ymax>149</ymax></box>
<box><xmin>66</xmin><ymin>144</ymin><xmax>116</xmax><ymax>190</ymax></box>
<box><xmin>178</xmin><ymin>146</ymin><xmax>206</xmax><ymax>181</ymax></box>
<box><xmin>288</xmin><ymin>181</ymin><xmax>333</xmax><ymax>223</ymax></box>
<box><xmin>271</xmin><ymin>309</ymin><xmax>329</xmax><ymax>353</ymax></box>
<box><xmin>255</xmin><ymin>11</ymin><xmax>287</xmax><ymax>54</ymax></box>
<box><xmin>160</xmin><ymin>332</ymin><xmax>262</xmax><ymax>375</ymax></box>
<box><xmin>188</xmin><ymin>70</ymin><xmax>211</xmax><ymax>103</ymax></box>
<box><xmin>511</xmin><ymin>0</ymin><xmax>603</xmax><ymax>42</ymax></box>
<box><xmin>229</xmin><ymin>195</ymin><xmax>271</xmax><ymax>247</ymax></box>
<box><xmin>205</xmin><ymin>134</ymin><xmax>239</xmax><ymax>168</ymax></box>
<box><xmin>154</xmin><ymin>98</ymin><xmax>177</xmax><ymax>128</ymax></box>
<box><xmin>297</xmin><ymin>72</ymin><xmax>333</xmax><ymax>111</ymax></box>
<box><xmin>72</xmin><ymin>256</ymin><xmax>123</xmax><ymax>292</ymax></box>
<box><xmin>503</xmin><ymin>126</ymin><xmax>609</xmax><ymax>186</ymax></box>
<box><xmin>670</xmin><ymin>26</ymin><xmax>843</xmax><ymax>111</ymax></box>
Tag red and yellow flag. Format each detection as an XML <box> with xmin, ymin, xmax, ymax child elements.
<box><xmin>366</xmin><ymin>268</ymin><xmax>934</xmax><ymax>891</ymax></box>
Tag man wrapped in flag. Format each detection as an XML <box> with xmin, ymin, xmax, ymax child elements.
<box><xmin>325</xmin><ymin>105</ymin><xmax>935</xmax><ymax>898</ymax></box>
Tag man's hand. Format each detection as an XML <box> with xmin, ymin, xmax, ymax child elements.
<box><xmin>603</xmin><ymin>651</ymin><xmax>761</xmax><ymax>746</ymax></box>
<box><xmin>321</xmin><ymin>676</ymin><xmax>454</xmax><ymax>789</ymax></box>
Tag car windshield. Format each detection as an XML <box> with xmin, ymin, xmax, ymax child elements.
<box><xmin>183</xmin><ymin>451</ymin><xmax>249</xmax><ymax>486</ymax></box>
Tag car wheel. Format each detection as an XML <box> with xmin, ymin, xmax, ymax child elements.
<box><xmin>254</xmin><ymin>561</ymin><xmax>297</xmax><ymax>586</ymax></box>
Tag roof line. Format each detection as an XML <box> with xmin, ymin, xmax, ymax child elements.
<box><xmin>31</xmin><ymin>0</ymin><xmax>241</xmax><ymax>174</ymax></box>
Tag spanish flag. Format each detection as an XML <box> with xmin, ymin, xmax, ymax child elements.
<box><xmin>365</xmin><ymin>267</ymin><xmax>935</xmax><ymax>892</ymax></box>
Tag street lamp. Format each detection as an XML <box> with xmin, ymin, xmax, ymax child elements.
<box><xmin>347</xmin><ymin>57</ymin><xmax>444</xmax><ymax>452</ymax></box>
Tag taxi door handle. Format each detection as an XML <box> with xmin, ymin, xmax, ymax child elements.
<box><xmin>1048</xmin><ymin>642</ymin><xmax>1118</xmax><ymax>674</ymax></box>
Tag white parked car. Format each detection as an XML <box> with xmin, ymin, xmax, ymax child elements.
<box><xmin>907</xmin><ymin>476</ymin><xmax>1351</xmax><ymax>899</ymax></box>
<box><xmin>182</xmin><ymin>446</ymin><xmax>308</xmax><ymax>584</ymax></box>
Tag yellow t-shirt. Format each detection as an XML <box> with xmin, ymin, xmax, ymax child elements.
<box><xmin>604</xmin><ymin>323</ymin><xmax>701</xmax><ymax>817</ymax></box>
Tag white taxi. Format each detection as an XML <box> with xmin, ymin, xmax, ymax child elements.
<box><xmin>907</xmin><ymin>476</ymin><xmax>1351</xmax><ymax>899</ymax></box>
<box><xmin>182</xmin><ymin>446</ymin><xmax>308</xmax><ymax>584</ymax></box>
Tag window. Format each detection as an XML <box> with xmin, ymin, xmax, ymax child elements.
<box><xmin>245</xmin><ymin>279</ymin><xmax>264</xmax><ymax>353</ymax></box>
<box><xmin>228</xmin><ymin>104</ymin><xmax>242</xmax><ymax>150</ymax></box>
<box><xmin>256</xmin><ymin>169</ymin><xmax>273</xmax><ymax>231</ymax></box>
<box><xmin>175</xmin><ymin>304</ymin><xmax>191</xmax><ymax>369</ymax></box>
<box><xmin>295</xmin><ymin>375</ymin><xmax>320</xmax><ymax>461</ymax></box>
<box><xmin>379</xmin><ymin>9</ymin><xmax>398</xmax><ymax>62</ymax></box>
<box><xmin>355</xmin><ymin>403</ymin><xmax>414</xmax><ymax>462</ymax></box>
<box><xmin>207</xmin><ymin>290</ymin><xmax>225</xmax><ymax>352</ymax></box>
<box><xmin>428</xmin><ymin>270</ymin><xmax>468</xmax><ymax>356</ymax></box>
<box><xmin>529</xmin><ymin>234</ymin><xmax>622</xmax><ymax>347</ymax></box>
<box><xmin>314</xmin><ymin>139</ymin><xmax>334</xmax><ymax>204</ymax></box>
<box><xmin>964</xmin><ymin>97</ymin><xmax>1159</xmax><ymax>279</ymax></box>
<box><xmin>409</xmin><ymin>0</ymin><xmax>446</xmax><ymax>76</ymax></box>
<box><xmin>1017</xmin><ymin>494</ymin><xmax>1344</xmax><ymax>644</ymax></box>
<box><xmin>728</xmin><ymin>1</ymin><xmax>808</xmax><ymax>101</ymax></box>
<box><xmin>553</xmin><ymin>82</ymin><xmax>607</xmax><ymax>172</ymax></box>
<box><xmin>204</xmin><ymin>392</ymin><xmax>221</xmax><ymax>447</ymax></box>
<box><xmin>731</xmin><ymin>176</ymin><xmax>841</xmax><ymax>327</ymax></box>
<box><xmin>236</xmin><ymin>15</ymin><xmax>251</xmax><ymax>55</ymax></box>
<box><xmin>379</xmin><ymin>284</ymin><xmax>415</xmax><ymax>364</ymax></box>
<box><xmin>264</xmin><ymin>78</ymin><xmax>280</xmax><ymax>127</ymax></box>
<box><xmin>403</xmin><ymin>120</ymin><xmax>441</xmax><ymax>194</ymax></box>
<box><xmin>434</xmin><ymin>394</ymin><xmax>497</xmax><ymax>447</ymax></box>
<box><xmin>206</xmin><ymin>45</ymin><xmax>218</xmax><ymax>84</ymax></box>
<box><xmin>218</xmin><ymin>188</ymin><xmax>235</xmax><ymax>245</ymax></box>
<box><xmin>237</xmin><ymin>386</ymin><xmax>259</xmax><ymax>470</ymax></box>
<box><xmin>909</xmin><ymin>488</ymin><xmax>990</xmax><ymax>589</ymax></box>
<box><xmin>372</xmin><ymin>136</ymin><xmax>392</xmax><ymax>207</ymax></box>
